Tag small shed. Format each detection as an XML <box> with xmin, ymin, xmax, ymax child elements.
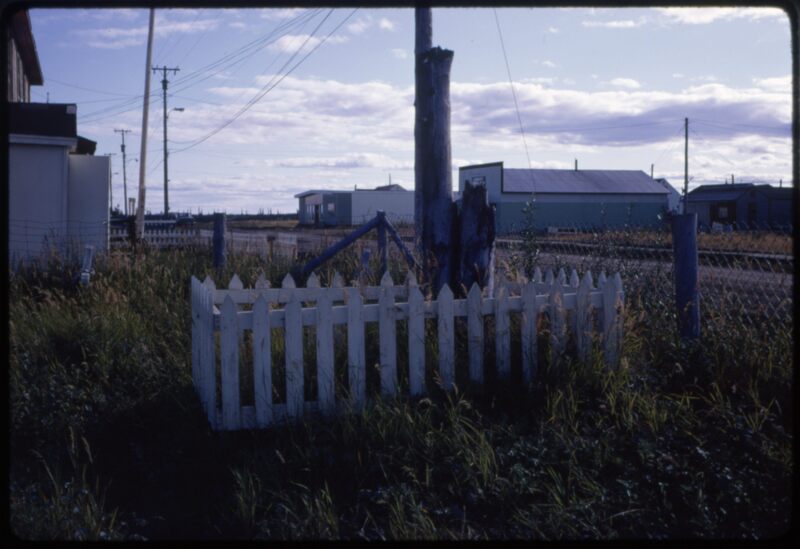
<box><xmin>686</xmin><ymin>183</ymin><xmax>793</xmax><ymax>229</ymax></box>
<box><xmin>296</xmin><ymin>185</ymin><xmax>414</xmax><ymax>227</ymax></box>
<box><xmin>458</xmin><ymin>162</ymin><xmax>670</xmax><ymax>233</ymax></box>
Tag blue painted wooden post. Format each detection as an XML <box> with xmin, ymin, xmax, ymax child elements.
<box><xmin>213</xmin><ymin>213</ymin><xmax>226</xmax><ymax>270</ymax></box>
<box><xmin>377</xmin><ymin>210</ymin><xmax>388</xmax><ymax>277</ymax></box>
<box><xmin>671</xmin><ymin>213</ymin><xmax>700</xmax><ymax>338</ymax></box>
<box><xmin>360</xmin><ymin>248</ymin><xmax>372</xmax><ymax>277</ymax></box>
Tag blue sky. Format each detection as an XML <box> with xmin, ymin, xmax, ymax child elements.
<box><xmin>30</xmin><ymin>6</ymin><xmax>792</xmax><ymax>214</ymax></box>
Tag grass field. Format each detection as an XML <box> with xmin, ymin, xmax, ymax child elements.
<box><xmin>8</xmin><ymin>246</ymin><xmax>793</xmax><ymax>540</ymax></box>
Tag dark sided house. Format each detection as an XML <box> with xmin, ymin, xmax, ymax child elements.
<box><xmin>685</xmin><ymin>183</ymin><xmax>793</xmax><ymax>229</ymax></box>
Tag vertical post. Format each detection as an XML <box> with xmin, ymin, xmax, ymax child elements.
<box><xmin>683</xmin><ymin>117</ymin><xmax>689</xmax><ymax>214</ymax></box>
<box><xmin>415</xmin><ymin>7</ymin><xmax>455</xmax><ymax>295</ymax></box>
<box><xmin>650</xmin><ymin>163</ymin><xmax>654</xmax><ymax>179</ymax></box>
<box><xmin>136</xmin><ymin>8</ymin><xmax>155</xmax><ymax>239</ymax></box>
<box><xmin>213</xmin><ymin>213</ymin><xmax>226</xmax><ymax>270</ymax></box>
<box><xmin>377</xmin><ymin>210</ymin><xmax>388</xmax><ymax>277</ymax></box>
<box><xmin>458</xmin><ymin>180</ymin><xmax>495</xmax><ymax>295</ymax></box>
<box><xmin>671</xmin><ymin>213</ymin><xmax>700</xmax><ymax>339</ymax></box>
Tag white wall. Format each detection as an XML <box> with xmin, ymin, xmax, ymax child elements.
<box><xmin>68</xmin><ymin>155</ymin><xmax>110</xmax><ymax>254</ymax></box>
<box><xmin>8</xmin><ymin>140</ymin><xmax>70</xmax><ymax>264</ymax></box>
<box><xmin>458</xmin><ymin>164</ymin><xmax>503</xmax><ymax>203</ymax></box>
<box><xmin>350</xmin><ymin>190</ymin><xmax>414</xmax><ymax>225</ymax></box>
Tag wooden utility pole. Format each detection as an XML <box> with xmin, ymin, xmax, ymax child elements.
<box><xmin>114</xmin><ymin>129</ymin><xmax>132</xmax><ymax>215</ymax></box>
<box><xmin>136</xmin><ymin>8</ymin><xmax>155</xmax><ymax>239</ymax></box>
<box><xmin>153</xmin><ymin>65</ymin><xmax>180</xmax><ymax>216</ymax></box>
<box><xmin>415</xmin><ymin>7</ymin><xmax>455</xmax><ymax>293</ymax></box>
<box><xmin>683</xmin><ymin>117</ymin><xmax>688</xmax><ymax>213</ymax></box>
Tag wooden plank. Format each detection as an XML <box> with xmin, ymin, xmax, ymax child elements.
<box><xmin>549</xmin><ymin>280</ymin><xmax>566</xmax><ymax>365</ymax></box>
<box><xmin>576</xmin><ymin>271</ymin><xmax>593</xmax><ymax>364</ymax></box>
<box><xmin>228</xmin><ymin>274</ymin><xmax>244</xmax><ymax>290</ymax></box>
<box><xmin>201</xmin><ymin>284</ymin><xmax>217</xmax><ymax>428</ymax></box>
<box><xmin>603</xmin><ymin>273</ymin><xmax>623</xmax><ymax>367</ymax></box>
<box><xmin>495</xmin><ymin>282</ymin><xmax>511</xmax><ymax>380</ymax></box>
<box><xmin>285</xmin><ymin>292</ymin><xmax>304</xmax><ymax>419</ymax></box>
<box><xmin>220</xmin><ymin>295</ymin><xmax>241</xmax><ymax>430</ymax></box>
<box><xmin>408</xmin><ymin>283</ymin><xmax>426</xmax><ymax>396</ymax></box>
<box><xmin>466</xmin><ymin>282</ymin><xmax>484</xmax><ymax>386</ymax></box>
<box><xmin>347</xmin><ymin>287</ymin><xmax>366</xmax><ymax>408</ymax></box>
<box><xmin>316</xmin><ymin>286</ymin><xmax>335</xmax><ymax>417</ymax></box>
<box><xmin>379</xmin><ymin>272</ymin><xmax>397</xmax><ymax>397</ymax></box>
<box><xmin>521</xmin><ymin>279</ymin><xmax>537</xmax><ymax>385</ymax></box>
<box><xmin>252</xmin><ymin>294</ymin><xmax>273</xmax><ymax>427</ymax></box>
<box><xmin>437</xmin><ymin>284</ymin><xmax>455</xmax><ymax>391</ymax></box>
<box><xmin>191</xmin><ymin>278</ymin><xmax>199</xmax><ymax>390</ymax></box>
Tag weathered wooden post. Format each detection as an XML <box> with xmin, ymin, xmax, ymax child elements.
<box><xmin>458</xmin><ymin>180</ymin><xmax>496</xmax><ymax>295</ymax></box>
<box><xmin>213</xmin><ymin>212</ymin><xmax>226</xmax><ymax>270</ymax></box>
<box><xmin>671</xmin><ymin>212</ymin><xmax>700</xmax><ymax>338</ymax></box>
<box><xmin>415</xmin><ymin>7</ymin><xmax>455</xmax><ymax>295</ymax></box>
<box><xmin>377</xmin><ymin>210</ymin><xmax>388</xmax><ymax>277</ymax></box>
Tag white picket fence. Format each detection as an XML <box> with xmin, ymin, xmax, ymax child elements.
<box><xmin>190</xmin><ymin>267</ymin><xmax>624</xmax><ymax>431</ymax></box>
<box><xmin>109</xmin><ymin>226</ymin><xmax>209</xmax><ymax>248</ymax></box>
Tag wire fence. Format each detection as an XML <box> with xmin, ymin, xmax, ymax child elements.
<box><xmin>498</xmin><ymin>223</ymin><xmax>793</xmax><ymax>327</ymax></box>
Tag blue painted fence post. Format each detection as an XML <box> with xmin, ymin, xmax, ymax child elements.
<box><xmin>377</xmin><ymin>210</ymin><xmax>388</xmax><ymax>277</ymax></box>
<box><xmin>671</xmin><ymin>212</ymin><xmax>700</xmax><ymax>339</ymax></box>
<box><xmin>213</xmin><ymin>213</ymin><xmax>226</xmax><ymax>270</ymax></box>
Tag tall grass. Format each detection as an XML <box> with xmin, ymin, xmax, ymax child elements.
<box><xmin>9</xmin><ymin>244</ymin><xmax>793</xmax><ymax>540</ymax></box>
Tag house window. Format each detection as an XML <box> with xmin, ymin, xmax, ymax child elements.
<box><xmin>327</xmin><ymin>203</ymin><xmax>335</xmax><ymax>212</ymax></box>
<box><xmin>471</xmin><ymin>176</ymin><xmax>486</xmax><ymax>186</ymax></box>
<box><xmin>718</xmin><ymin>207</ymin><xmax>728</xmax><ymax>219</ymax></box>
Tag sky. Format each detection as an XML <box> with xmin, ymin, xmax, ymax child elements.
<box><xmin>29</xmin><ymin>6</ymin><xmax>793</xmax><ymax>215</ymax></box>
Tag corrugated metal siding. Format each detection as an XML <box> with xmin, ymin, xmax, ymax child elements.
<box><xmin>503</xmin><ymin>169</ymin><xmax>667</xmax><ymax>195</ymax></box>
<box><xmin>494</xmin><ymin>200</ymin><xmax>666</xmax><ymax>234</ymax></box>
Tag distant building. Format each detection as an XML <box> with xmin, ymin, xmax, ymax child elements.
<box><xmin>296</xmin><ymin>184</ymin><xmax>414</xmax><ymax>226</ymax></box>
<box><xmin>655</xmin><ymin>178</ymin><xmax>681</xmax><ymax>212</ymax></box>
<box><xmin>7</xmin><ymin>10</ymin><xmax>110</xmax><ymax>265</ymax></box>
<box><xmin>686</xmin><ymin>183</ymin><xmax>793</xmax><ymax>229</ymax></box>
<box><xmin>458</xmin><ymin>162</ymin><xmax>670</xmax><ymax>233</ymax></box>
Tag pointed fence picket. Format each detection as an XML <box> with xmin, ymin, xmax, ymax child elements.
<box><xmin>189</xmin><ymin>267</ymin><xmax>624</xmax><ymax>431</ymax></box>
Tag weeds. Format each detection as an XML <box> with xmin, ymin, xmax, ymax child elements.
<box><xmin>9</xmin><ymin>245</ymin><xmax>793</xmax><ymax>540</ymax></box>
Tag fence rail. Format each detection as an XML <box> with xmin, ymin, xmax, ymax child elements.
<box><xmin>191</xmin><ymin>267</ymin><xmax>624</xmax><ymax>431</ymax></box>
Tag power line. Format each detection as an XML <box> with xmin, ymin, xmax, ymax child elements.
<box><xmin>692</xmin><ymin>117</ymin><xmax>789</xmax><ymax>132</ymax></box>
<box><xmin>170</xmin><ymin>8</ymin><xmax>356</xmax><ymax>156</ymax></box>
<box><xmin>493</xmin><ymin>7</ymin><xmax>535</xmax><ymax>191</ymax></box>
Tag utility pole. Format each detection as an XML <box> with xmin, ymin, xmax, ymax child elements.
<box><xmin>650</xmin><ymin>163</ymin><xmax>654</xmax><ymax>179</ymax></box>
<box><xmin>152</xmin><ymin>65</ymin><xmax>180</xmax><ymax>216</ymax></box>
<box><xmin>136</xmin><ymin>8</ymin><xmax>155</xmax><ymax>240</ymax></box>
<box><xmin>731</xmin><ymin>173</ymin><xmax>735</xmax><ymax>185</ymax></box>
<box><xmin>114</xmin><ymin>129</ymin><xmax>132</xmax><ymax>215</ymax></box>
<box><xmin>105</xmin><ymin>153</ymin><xmax>116</xmax><ymax>212</ymax></box>
<box><xmin>683</xmin><ymin>117</ymin><xmax>689</xmax><ymax>213</ymax></box>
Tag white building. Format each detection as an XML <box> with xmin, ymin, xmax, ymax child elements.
<box><xmin>296</xmin><ymin>184</ymin><xmax>415</xmax><ymax>227</ymax></box>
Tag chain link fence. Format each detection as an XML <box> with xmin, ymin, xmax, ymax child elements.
<box><xmin>497</xmin><ymin>222</ymin><xmax>793</xmax><ymax>327</ymax></box>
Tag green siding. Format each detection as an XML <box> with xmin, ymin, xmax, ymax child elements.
<box><xmin>495</xmin><ymin>200</ymin><xmax>667</xmax><ymax>234</ymax></box>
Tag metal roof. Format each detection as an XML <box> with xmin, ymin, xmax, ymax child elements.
<box><xmin>687</xmin><ymin>184</ymin><xmax>753</xmax><ymax>202</ymax></box>
<box><xmin>503</xmin><ymin>169</ymin><xmax>668</xmax><ymax>194</ymax></box>
<box><xmin>294</xmin><ymin>190</ymin><xmax>351</xmax><ymax>198</ymax></box>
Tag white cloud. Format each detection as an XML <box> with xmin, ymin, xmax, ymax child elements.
<box><xmin>672</xmin><ymin>73</ymin><xmax>684</xmax><ymax>79</ymax></box>
<box><xmin>547</xmin><ymin>26</ymin><xmax>559</xmax><ymax>34</ymax></box>
<box><xmin>378</xmin><ymin>18</ymin><xmax>395</xmax><ymax>31</ymax></box>
<box><xmin>267</xmin><ymin>33</ymin><xmax>348</xmax><ymax>54</ymax></box>
<box><xmin>391</xmin><ymin>48</ymin><xmax>408</xmax><ymax>60</ymax></box>
<box><xmin>581</xmin><ymin>18</ymin><xmax>645</xmax><ymax>29</ymax></box>
<box><xmin>541</xmin><ymin>60</ymin><xmax>557</xmax><ymax>68</ymax></box>
<box><xmin>75</xmin><ymin>16</ymin><xmax>219</xmax><ymax>49</ymax></box>
<box><xmin>656</xmin><ymin>7</ymin><xmax>786</xmax><ymax>25</ymax></box>
<box><xmin>753</xmin><ymin>75</ymin><xmax>791</xmax><ymax>93</ymax></box>
<box><xmin>229</xmin><ymin>21</ymin><xmax>247</xmax><ymax>30</ymax></box>
<box><xmin>609</xmin><ymin>78</ymin><xmax>641</xmax><ymax>89</ymax></box>
<box><xmin>347</xmin><ymin>16</ymin><xmax>372</xmax><ymax>35</ymax></box>
<box><xmin>260</xmin><ymin>8</ymin><xmax>306</xmax><ymax>20</ymax></box>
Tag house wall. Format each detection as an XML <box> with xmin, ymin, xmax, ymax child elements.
<box><xmin>766</xmin><ymin>195</ymin><xmax>793</xmax><ymax>227</ymax></box>
<box><xmin>350</xmin><ymin>190</ymin><xmax>415</xmax><ymax>225</ymax></box>
<box><xmin>495</xmin><ymin>194</ymin><xmax>667</xmax><ymax>234</ymax></box>
<box><xmin>7</xmin><ymin>33</ymin><xmax>29</xmax><ymax>102</ymax></box>
<box><xmin>458</xmin><ymin>164</ymin><xmax>503</xmax><ymax>203</ymax></box>
<box><xmin>68</xmin><ymin>155</ymin><xmax>110</xmax><ymax>254</ymax></box>
<box><xmin>8</xmin><ymin>140</ymin><xmax>70</xmax><ymax>264</ymax></box>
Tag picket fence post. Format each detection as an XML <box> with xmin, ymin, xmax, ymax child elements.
<box><xmin>407</xmin><ymin>272</ymin><xmax>426</xmax><ymax>396</ymax></box>
<box><xmin>379</xmin><ymin>271</ymin><xmax>397</xmax><ymax>397</ymax></box>
<box><xmin>283</xmin><ymin>274</ymin><xmax>304</xmax><ymax>419</ymax></box>
<box><xmin>467</xmin><ymin>282</ymin><xmax>484</xmax><ymax>386</ymax></box>
<box><xmin>437</xmin><ymin>284</ymin><xmax>455</xmax><ymax>391</ymax></box>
